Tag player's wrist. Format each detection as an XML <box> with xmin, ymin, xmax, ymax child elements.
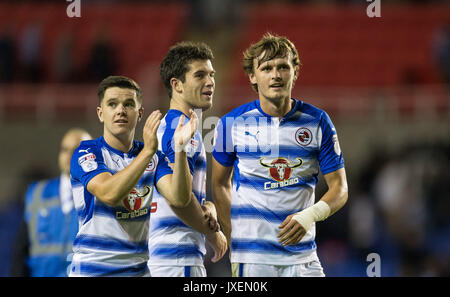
<box><xmin>292</xmin><ymin>201</ymin><xmax>331</xmax><ymax>232</ymax></box>
<box><xmin>140</xmin><ymin>146</ymin><xmax>156</xmax><ymax>161</ymax></box>
<box><xmin>174</xmin><ymin>142</ymin><xmax>189</xmax><ymax>153</ymax></box>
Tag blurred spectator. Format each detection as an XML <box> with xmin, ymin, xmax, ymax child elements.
<box><xmin>0</xmin><ymin>25</ymin><xmax>15</xmax><ymax>82</ymax></box>
<box><xmin>0</xmin><ymin>164</ymin><xmax>51</xmax><ymax>277</ymax></box>
<box><xmin>10</xmin><ymin>129</ymin><xmax>92</xmax><ymax>277</ymax></box>
<box><xmin>52</xmin><ymin>28</ymin><xmax>75</xmax><ymax>83</ymax></box>
<box><xmin>372</xmin><ymin>143</ymin><xmax>450</xmax><ymax>276</ymax></box>
<box><xmin>85</xmin><ymin>29</ymin><xmax>117</xmax><ymax>82</ymax></box>
<box><xmin>190</xmin><ymin>0</ymin><xmax>240</xmax><ymax>32</ymax></box>
<box><xmin>17</xmin><ymin>20</ymin><xmax>43</xmax><ymax>83</ymax></box>
<box><xmin>432</xmin><ymin>24</ymin><xmax>450</xmax><ymax>86</ymax></box>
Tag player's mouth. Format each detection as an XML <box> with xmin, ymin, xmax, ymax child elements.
<box><xmin>269</xmin><ymin>83</ymin><xmax>284</xmax><ymax>89</ymax></box>
<box><xmin>202</xmin><ymin>90</ymin><xmax>213</xmax><ymax>100</ymax></box>
<box><xmin>114</xmin><ymin>119</ymin><xmax>128</xmax><ymax>124</ymax></box>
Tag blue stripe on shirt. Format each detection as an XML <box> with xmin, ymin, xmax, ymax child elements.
<box><xmin>74</xmin><ymin>234</ymin><xmax>148</xmax><ymax>254</ymax></box>
<box><xmin>72</xmin><ymin>261</ymin><xmax>149</xmax><ymax>277</ymax></box>
<box><xmin>232</xmin><ymin>239</ymin><xmax>316</xmax><ymax>254</ymax></box>
<box><xmin>149</xmin><ymin>216</ymin><xmax>189</xmax><ymax>231</ymax></box>
<box><xmin>236</xmin><ymin>145</ymin><xmax>317</xmax><ymax>159</ymax></box>
<box><xmin>238</xmin><ymin>173</ymin><xmax>317</xmax><ymax>191</ymax></box>
<box><xmin>231</xmin><ymin>205</ymin><xmax>303</xmax><ymax>223</ymax></box>
<box><xmin>149</xmin><ymin>244</ymin><xmax>204</xmax><ymax>259</ymax></box>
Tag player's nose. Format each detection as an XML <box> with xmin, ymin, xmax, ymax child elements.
<box><xmin>116</xmin><ymin>104</ymin><xmax>127</xmax><ymax>114</ymax></box>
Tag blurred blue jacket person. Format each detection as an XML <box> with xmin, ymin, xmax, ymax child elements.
<box><xmin>10</xmin><ymin>129</ymin><xmax>91</xmax><ymax>276</ymax></box>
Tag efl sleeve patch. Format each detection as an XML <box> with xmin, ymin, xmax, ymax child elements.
<box><xmin>78</xmin><ymin>153</ymin><xmax>98</xmax><ymax>172</ymax></box>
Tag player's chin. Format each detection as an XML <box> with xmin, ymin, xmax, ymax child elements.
<box><xmin>111</xmin><ymin>125</ymin><xmax>133</xmax><ymax>135</ymax></box>
<box><xmin>198</xmin><ymin>100</ymin><xmax>212</xmax><ymax>111</ymax></box>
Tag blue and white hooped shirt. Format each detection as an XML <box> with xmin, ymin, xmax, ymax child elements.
<box><xmin>148</xmin><ymin>110</ymin><xmax>207</xmax><ymax>267</ymax></box>
<box><xmin>69</xmin><ymin>136</ymin><xmax>172</xmax><ymax>276</ymax></box>
<box><xmin>212</xmin><ymin>99</ymin><xmax>345</xmax><ymax>265</ymax></box>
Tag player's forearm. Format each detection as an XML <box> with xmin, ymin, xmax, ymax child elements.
<box><xmin>319</xmin><ymin>178</ymin><xmax>348</xmax><ymax>216</ymax></box>
<box><xmin>90</xmin><ymin>150</ymin><xmax>154</xmax><ymax>206</ymax></box>
<box><xmin>212</xmin><ymin>183</ymin><xmax>232</xmax><ymax>245</ymax></box>
<box><xmin>165</xmin><ymin>151</ymin><xmax>192</xmax><ymax>208</ymax></box>
<box><xmin>169</xmin><ymin>193</ymin><xmax>215</xmax><ymax>235</ymax></box>
<box><xmin>290</xmin><ymin>180</ymin><xmax>347</xmax><ymax>234</ymax></box>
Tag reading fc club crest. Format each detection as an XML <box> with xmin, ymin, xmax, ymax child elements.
<box><xmin>295</xmin><ymin>128</ymin><xmax>312</xmax><ymax>146</ymax></box>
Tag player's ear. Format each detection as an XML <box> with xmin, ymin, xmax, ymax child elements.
<box><xmin>170</xmin><ymin>77</ymin><xmax>183</xmax><ymax>95</ymax></box>
<box><xmin>293</xmin><ymin>65</ymin><xmax>299</xmax><ymax>82</ymax></box>
<box><xmin>96</xmin><ymin>106</ymin><xmax>104</xmax><ymax>123</ymax></box>
<box><xmin>138</xmin><ymin>106</ymin><xmax>144</xmax><ymax>122</ymax></box>
<box><xmin>248</xmin><ymin>72</ymin><xmax>257</xmax><ymax>85</ymax></box>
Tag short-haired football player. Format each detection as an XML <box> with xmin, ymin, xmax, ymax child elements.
<box><xmin>147</xmin><ymin>41</ymin><xmax>227</xmax><ymax>277</ymax></box>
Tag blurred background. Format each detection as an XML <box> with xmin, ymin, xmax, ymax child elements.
<box><xmin>0</xmin><ymin>0</ymin><xmax>449</xmax><ymax>277</ymax></box>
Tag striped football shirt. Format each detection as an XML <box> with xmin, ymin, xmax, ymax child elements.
<box><xmin>212</xmin><ymin>99</ymin><xmax>345</xmax><ymax>265</ymax></box>
<box><xmin>69</xmin><ymin>136</ymin><xmax>172</xmax><ymax>276</ymax></box>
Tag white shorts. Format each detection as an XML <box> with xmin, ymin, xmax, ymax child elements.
<box><xmin>149</xmin><ymin>265</ymin><xmax>207</xmax><ymax>277</ymax></box>
<box><xmin>231</xmin><ymin>259</ymin><xmax>325</xmax><ymax>277</ymax></box>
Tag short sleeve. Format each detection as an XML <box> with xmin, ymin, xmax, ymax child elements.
<box><xmin>160</xmin><ymin>115</ymin><xmax>197</xmax><ymax>175</ymax></box>
<box><xmin>154</xmin><ymin>151</ymin><xmax>173</xmax><ymax>184</ymax></box>
<box><xmin>318</xmin><ymin>112</ymin><xmax>345</xmax><ymax>175</ymax></box>
<box><xmin>212</xmin><ymin>116</ymin><xmax>236</xmax><ymax>167</ymax></box>
<box><xmin>70</xmin><ymin>141</ymin><xmax>111</xmax><ymax>188</ymax></box>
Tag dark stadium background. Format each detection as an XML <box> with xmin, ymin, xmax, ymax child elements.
<box><xmin>0</xmin><ymin>0</ymin><xmax>449</xmax><ymax>277</ymax></box>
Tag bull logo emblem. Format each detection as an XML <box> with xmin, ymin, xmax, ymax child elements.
<box><xmin>123</xmin><ymin>186</ymin><xmax>151</xmax><ymax>211</ymax></box>
<box><xmin>259</xmin><ymin>157</ymin><xmax>303</xmax><ymax>182</ymax></box>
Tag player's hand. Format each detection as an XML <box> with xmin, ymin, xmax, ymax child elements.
<box><xmin>206</xmin><ymin>230</ymin><xmax>227</xmax><ymax>263</ymax></box>
<box><xmin>277</xmin><ymin>214</ymin><xmax>307</xmax><ymax>246</ymax></box>
<box><xmin>173</xmin><ymin>109</ymin><xmax>198</xmax><ymax>152</ymax></box>
<box><xmin>142</xmin><ymin>110</ymin><xmax>162</xmax><ymax>156</ymax></box>
<box><xmin>201</xmin><ymin>201</ymin><xmax>220</xmax><ymax>232</ymax></box>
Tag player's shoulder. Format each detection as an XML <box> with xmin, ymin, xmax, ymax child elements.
<box><xmin>221</xmin><ymin>100</ymin><xmax>259</xmax><ymax>119</ymax></box>
<box><xmin>164</xmin><ymin>109</ymin><xmax>188</xmax><ymax>125</ymax></box>
<box><xmin>159</xmin><ymin>109</ymin><xmax>187</xmax><ymax>139</ymax></box>
<box><xmin>71</xmin><ymin>137</ymin><xmax>103</xmax><ymax>165</ymax></box>
<box><xmin>76</xmin><ymin>137</ymin><xmax>102</xmax><ymax>152</ymax></box>
<box><xmin>297</xmin><ymin>99</ymin><xmax>327</xmax><ymax>119</ymax></box>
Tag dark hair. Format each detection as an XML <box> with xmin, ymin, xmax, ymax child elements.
<box><xmin>243</xmin><ymin>32</ymin><xmax>301</xmax><ymax>93</ymax></box>
<box><xmin>97</xmin><ymin>75</ymin><xmax>142</xmax><ymax>104</ymax></box>
<box><xmin>160</xmin><ymin>41</ymin><xmax>214</xmax><ymax>99</ymax></box>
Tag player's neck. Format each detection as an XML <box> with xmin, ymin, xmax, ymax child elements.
<box><xmin>259</xmin><ymin>96</ymin><xmax>294</xmax><ymax>118</ymax></box>
<box><xmin>169</xmin><ymin>98</ymin><xmax>202</xmax><ymax>119</ymax></box>
<box><xmin>103</xmin><ymin>129</ymin><xmax>135</xmax><ymax>153</ymax></box>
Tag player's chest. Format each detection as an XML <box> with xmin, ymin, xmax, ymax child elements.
<box><xmin>232</xmin><ymin>123</ymin><xmax>320</xmax><ymax>154</ymax></box>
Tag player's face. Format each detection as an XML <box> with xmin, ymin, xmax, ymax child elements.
<box><xmin>97</xmin><ymin>87</ymin><xmax>143</xmax><ymax>139</ymax></box>
<box><xmin>249</xmin><ymin>52</ymin><xmax>298</xmax><ymax>103</ymax></box>
<box><xmin>181</xmin><ymin>59</ymin><xmax>215</xmax><ymax>111</ymax></box>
